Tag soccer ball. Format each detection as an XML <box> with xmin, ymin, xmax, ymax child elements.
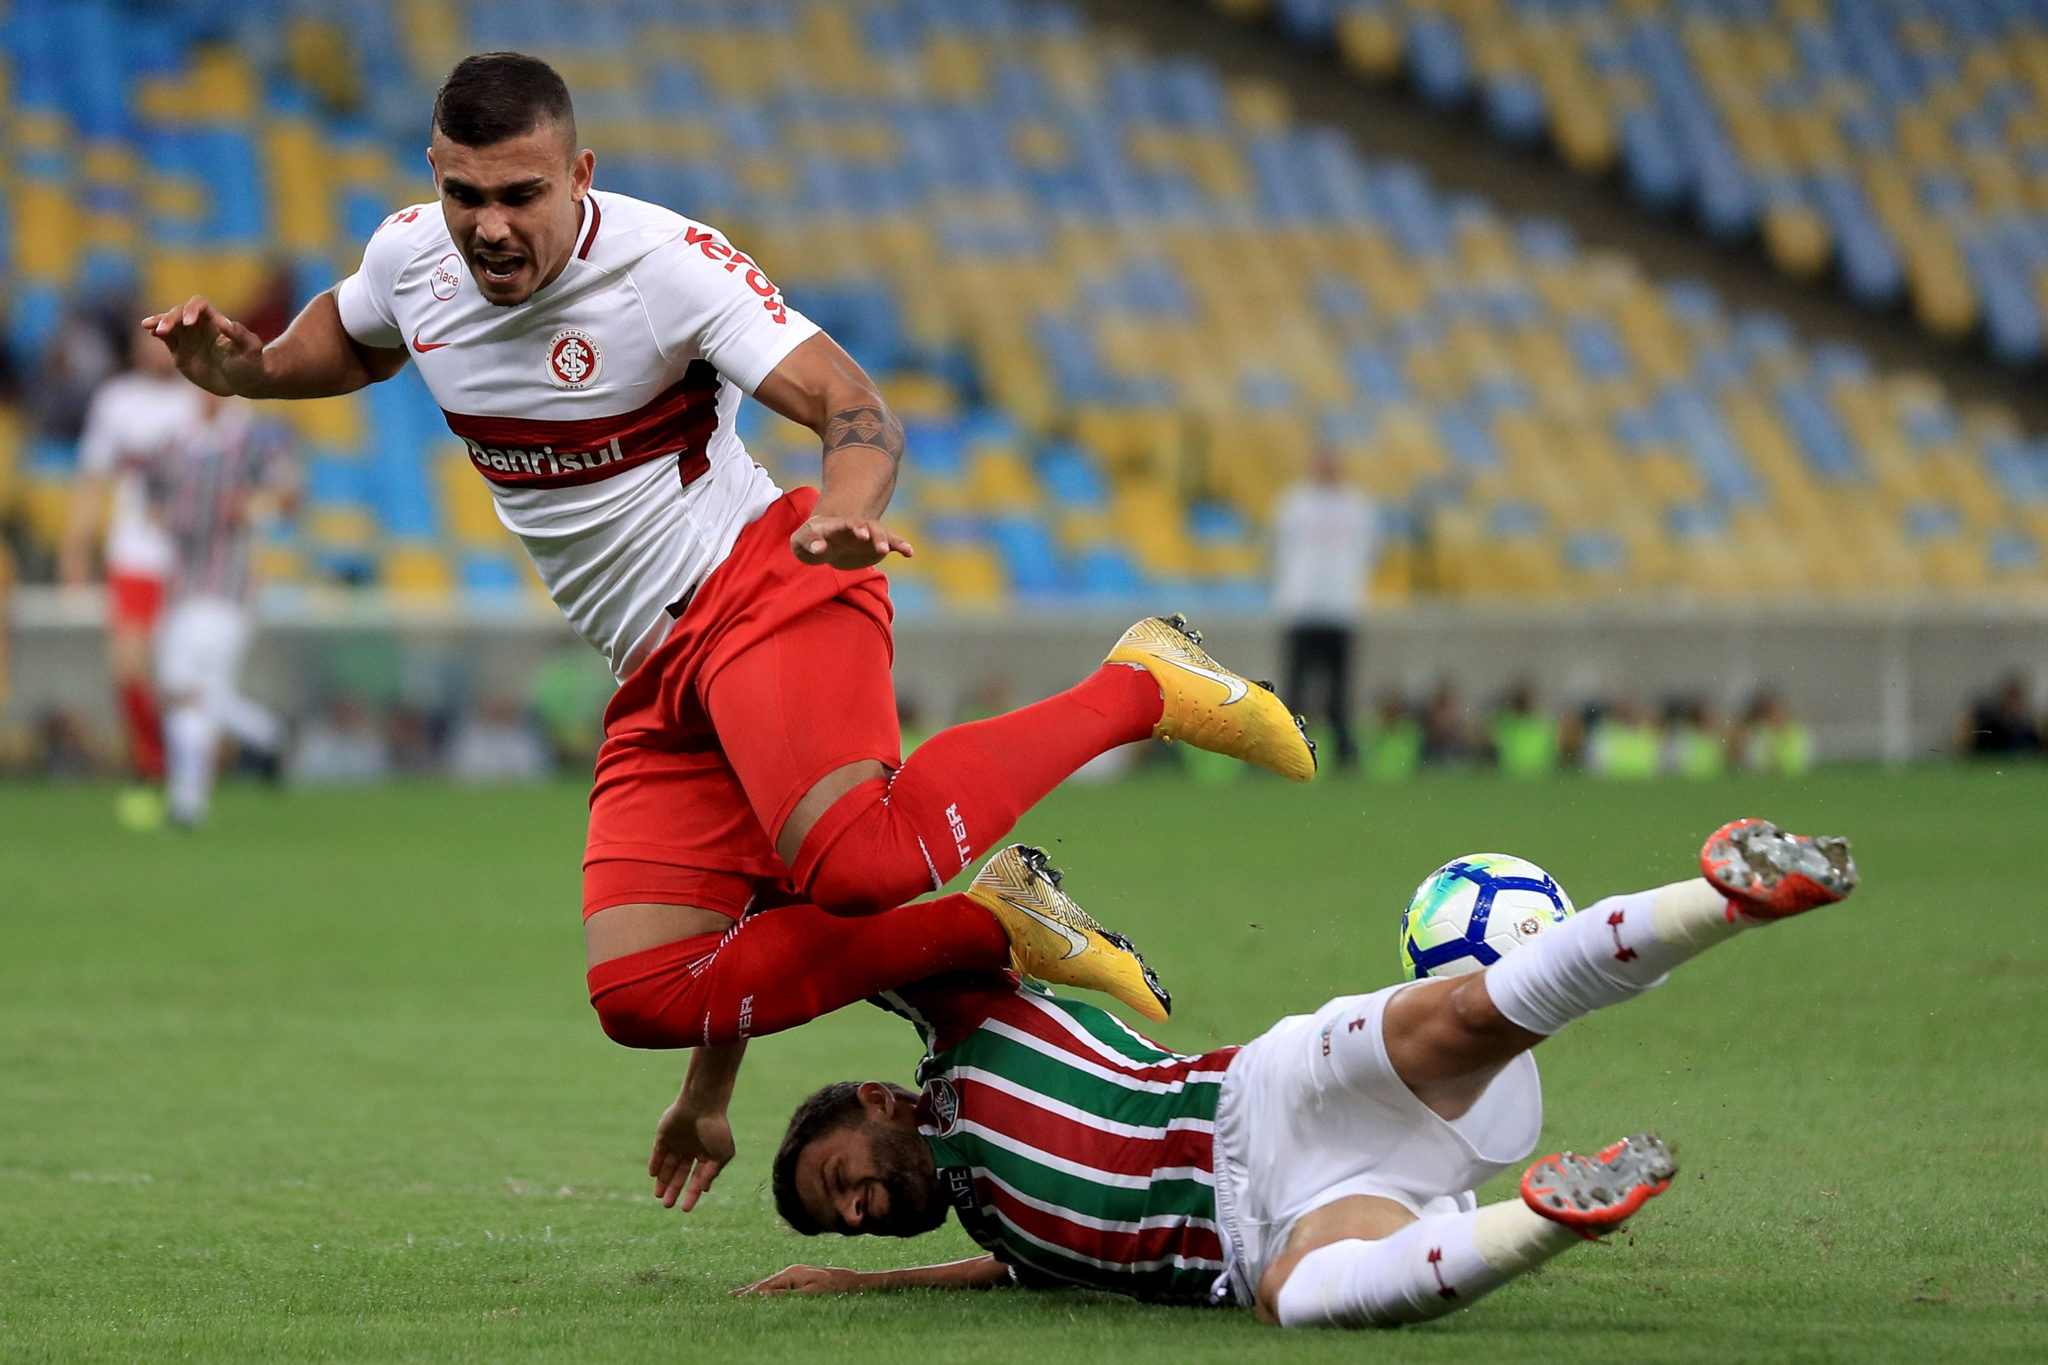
<box><xmin>1400</xmin><ymin>853</ymin><xmax>1575</xmax><ymax>981</ymax></box>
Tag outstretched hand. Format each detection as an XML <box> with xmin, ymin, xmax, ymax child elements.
<box><xmin>648</xmin><ymin>1092</ymin><xmax>736</xmax><ymax>1212</ymax></box>
<box><xmin>139</xmin><ymin>296</ymin><xmax>266</xmax><ymax>397</ymax></box>
<box><xmin>790</xmin><ymin>514</ymin><xmax>914</xmax><ymax>570</ymax></box>
<box><xmin>733</xmin><ymin>1265</ymin><xmax>865</xmax><ymax>1297</ymax></box>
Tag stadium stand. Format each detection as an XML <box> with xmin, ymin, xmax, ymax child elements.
<box><xmin>1234</xmin><ymin>0</ymin><xmax>2048</xmax><ymax>366</ymax></box>
<box><xmin>4</xmin><ymin>0</ymin><xmax>2047</xmax><ymax>615</ymax></box>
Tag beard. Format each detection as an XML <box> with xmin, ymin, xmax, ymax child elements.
<box><xmin>862</xmin><ymin>1124</ymin><xmax>948</xmax><ymax>1238</ymax></box>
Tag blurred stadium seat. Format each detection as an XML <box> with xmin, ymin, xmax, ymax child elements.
<box><xmin>2</xmin><ymin>0</ymin><xmax>2044</xmax><ymax>612</ymax></box>
<box><xmin>1232</xmin><ymin>0</ymin><xmax>2048</xmax><ymax>366</ymax></box>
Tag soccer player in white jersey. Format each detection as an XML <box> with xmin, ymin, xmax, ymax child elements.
<box><xmin>61</xmin><ymin>332</ymin><xmax>197</xmax><ymax>823</ymax></box>
<box><xmin>752</xmin><ymin>820</ymin><xmax>1857</xmax><ymax>1328</ymax></box>
<box><xmin>142</xmin><ymin>396</ymin><xmax>291</xmax><ymax>827</ymax></box>
<box><xmin>140</xmin><ymin>52</ymin><xmax>1315</xmax><ymax>1206</ymax></box>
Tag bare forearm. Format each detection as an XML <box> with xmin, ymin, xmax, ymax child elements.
<box><xmin>240</xmin><ymin>292</ymin><xmax>399</xmax><ymax>400</ymax></box>
<box><xmin>682</xmin><ymin>1040</ymin><xmax>746</xmax><ymax>1106</ymax></box>
<box><xmin>859</xmin><ymin>1256</ymin><xmax>1012</xmax><ymax>1292</ymax></box>
<box><xmin>815</xmin><ymin>404</ymin><xmax>904</xmax><ymax>520</ymax></box>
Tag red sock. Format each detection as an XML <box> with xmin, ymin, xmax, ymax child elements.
<box><xmin>792</xmin><ymin>664</ymin><xmax>1163</xmax><ymax>913</ymax></box>
<box><xmin>119</xmin><ymin>682</ymin><xmax>164</xmax><ymax>782</ymax></box>
<box><xmin>586</xmin><ymin>893</ymin><xmax>1009</xmax><ymax>1048</ymax></box>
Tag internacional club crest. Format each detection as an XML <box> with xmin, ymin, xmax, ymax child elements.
<box><xmin>545</xmin><ymin>328</ymin><xmax>603</xmax><ymax>390</ymax></box>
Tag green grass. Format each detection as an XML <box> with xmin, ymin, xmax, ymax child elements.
<box><xmin>2</xmin><ymin>768</ymin><xmax>2044</xmax><ymax>1362</ymax></box>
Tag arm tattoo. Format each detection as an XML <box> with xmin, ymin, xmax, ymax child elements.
<box><xmin>821</xmin><ymin>404</ymin><xmax>904</xmax><ymax>465</ymax></box>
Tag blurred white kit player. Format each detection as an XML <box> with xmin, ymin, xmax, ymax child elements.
<box><xmin>66</xmin><ymin>339</ymin><xmax>199</xmax><ymax>792</ymax></box>
<box><xmin>141</xmin><ymin>398</ymin><xmax>292</xmax><ymax>825</ymax></box>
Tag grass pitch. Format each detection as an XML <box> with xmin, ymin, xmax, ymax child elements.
<box><xmin>2</xmin><ymin>766</ymin><xmax>2044</xmax><ymax>1362</ymax></box>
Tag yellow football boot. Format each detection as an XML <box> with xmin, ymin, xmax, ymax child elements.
<box><xmin>967</xmin><ymin>844</ymin><xmax>1172</xmax><ymax>1023</ymax></box>
<box><xmin>1105</xmin><ymin>614</ymin><xmax>1316</xmax><ymax>782</ymax></box>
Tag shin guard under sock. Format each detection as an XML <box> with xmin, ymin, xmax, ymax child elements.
<box><xmin>1274</xmin><ymin>1202</ymin><xmax>1577</xmax><ymax>1327</ymax></box>
<box><xmin>793</xmin><ymin>665</ymin><xmax>1163</xmax><ymax>913</ymax></box>
<box><xmin>587</xmin><ymin>893</ymin><xmax>1011</xmax><ymax>1048</ymax></box>
<box><xmin>1483</xmin><ymin>879</ymin><xmax>1745</xmax><ymax>1036</ymax></box>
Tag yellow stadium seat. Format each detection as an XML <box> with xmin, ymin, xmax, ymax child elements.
<box><xmin>267</xmin><ymin>122</ymin><xmax>334</xmax><ymax>256</ymax></box>
<box><xmin>966</xmin><ymin>447</ymin><xmax>1040</xmax><ymax>511</ymax></box>
<box><xmin>1336</xmin><ymin>6</ymin><xmax>1404</xmax><ymax>78</ymax></box>
<box><xmin>251</xmin><ymin>541</ymin><xmax>306</xmax><ymax>586</ymax></box>
<box><xmin>21</xmin><ymin>475</ymin><xmax>72</xmax><ymax>556</ymax></box>
<box><xmin>13</xmin><ymin>189</ymin><xmax>79</xmax><ymax>282</ymax></box>
<box><xmin>273</xmin><ymin>394</ymin><xmax>364</xmax><ymax>452</ymax></box>
<box><xmin>438</xmin><ymin>449</ymin><xmax>507</xmax><ymax>547</ymax></box>
<box><xmin>308</xmin><ymin>506</ymin><xmax>374</xmax><ymax>549</ymax></box>
<box><xmin>385</xmin><ymin>543</ymin><xmax>453</xmax><ymax>600</ymax></box>
<box><xmin>144</xmin><ymin>251</ymin><xmax>271</xmax><ymax>317</ymax></box>
<box><xmin>923</xmin><ymin>34</ymin><xmax>987</xmax><ymax>101</ymax></box>
<box><xmin>928</xmin><ymin>545</ymin><xmax>1007</xmax><ymax>609</ymax></box>
<box><xmin>1762</xmin><ymin>202</ymin><xmax>1832</xmax><ymax>278</ymax></box>
<box><xmin>1902</xmin><ymin>230</ymin><xmax>1978</xmax><ymax>339</ymax></box>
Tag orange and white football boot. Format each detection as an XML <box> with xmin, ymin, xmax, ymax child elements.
<box><xmin>1520</xmin><ymin>1134</ymin><xmax>1677</xmax><ymax>1239</ymax></box>
<box><xmin>1700</xmin><ymin>819</ymin><xmax>1858</xmax><ymax>922</ymax></box>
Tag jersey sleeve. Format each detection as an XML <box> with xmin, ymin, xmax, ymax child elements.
<box><xmin>332</xmin><ymin>207</ymin><xmax>426</xmax><ymax>350</ymax></box>
<box><xmin>638</xmin><ymin>226</ymin><xmax>819</xmax><ymax>394</ymax></box>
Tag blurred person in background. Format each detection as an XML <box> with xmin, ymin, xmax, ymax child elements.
<box><xmin>1738</xmin><ymin>691</ymin><xmax>1812</xmax><ymax>775</ymax></box>
<box><xmin>60</xmin><ymin>329</ymin><xmax>199</xmax><ymax>827</ymax></box>
<box><xmin>1585</xmin><ymin>697</ymin><xmax>1659</xmax><ymax>779</ymax></box>
<box><xmin>448</xmin><ymin>694</ymin><xmax>553</xmax><ymax>783</ymax></box>
<box><xmin>289</xmin><ymin>695</ymin><xmax>392</xmax><ymax>785</ymax></box>
<box><xmin>1271</xmin><ymin>447</ymin><xmax>1378</xmax><ymax>771</ymax></box>
<box><xmin>142</xmin><ymin>396</ymin><xmax>294</xmax><ymax>827</ymax></box>
<box><xmin>1958</xmin><ymin>674</ymin><xmax>2040</xmax><ymax>756</ymax></box>
<box><xmin>1365</xmin><ymin>692</ymin><xmax>1422</xmax><ymax>781</ymax></box>
<box><xmin>1420</xmin><ymin>681</ymin><xmax>1471</xmax><ymax>767</ymax></box>
<box><xmin>1664</xmin><ymin>698</ymin><xmax>1728</xmax><ymax>780</ymax></box>
<box><xmin>1486</xmin><ymin>681</ymin><xmax>1558</xmax><ymax>778</ymax></box>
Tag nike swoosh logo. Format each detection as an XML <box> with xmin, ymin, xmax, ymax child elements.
<box><xmin>412</xmin><ymin>331</ymin><xmax>453</xmax><ymax>352</ymax></box>
<box><xmin>999</xmin><ymin>896</ymin><xmax>1089</xmax><ymax>961</ymax></box>
<box><xmin>1162</xmin><ymin>656</ymin><xmax>1248</xmax><ymax>705</ymax></box>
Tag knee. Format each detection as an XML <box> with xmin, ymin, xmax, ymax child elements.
<box><xmin>800</xmin><ymin>860</ymin><xmax>897</xmax><ymax>917</ymax></box>
<box><xmin>1446</xmin><ymin>974</ymin><xmax>1521</xmax><ymax>1045</ymax></box>
<box><xmin>589</xmin><ymin>979</ymin><xmax>684</xmax><ymax>1050</ymax></box>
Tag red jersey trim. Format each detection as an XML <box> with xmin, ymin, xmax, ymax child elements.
<box><xmin>441</xmin><ymin>361</ymin><xmax>720</xmax><ymax>488</ymax></box>
<box><xmin>576</xmin><ymin>196</ymin><xmax>602</xmax><ymax>260</ymax></box>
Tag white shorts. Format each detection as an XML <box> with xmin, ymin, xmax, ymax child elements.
<box><xmin>155</xmin><ymin>596</ymin><xmax>253</xmax><ymax>703</ymax></box>
<box><xmin>1209</xmin><ymin>983</ymin><xmax>1543</xmax><ymax>1305</ymax></box>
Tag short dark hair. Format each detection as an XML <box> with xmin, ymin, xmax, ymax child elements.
<box><xmin>771</xmin><ymin>1081</ymin><xmax>871</xmax><ymax>1236</ymax></box>
<box><xmin>432</xmin><ymin>52</ymin><xmax>576</xmax><ymax>149</ymax></box>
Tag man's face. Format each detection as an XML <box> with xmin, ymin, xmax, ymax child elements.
<box><xmin>794</xmin><ymin>1120</ymin><xmax>946</xmax><ymax>1238</ymax></box>
<box><xmin>427</xmin><ymin>122</ymin><xmax>594</xmax><ymax>307</ymax></box>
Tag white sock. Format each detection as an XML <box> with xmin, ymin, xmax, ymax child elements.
<box><xmin>164</xmin><ymin>704</ymin><xmax>219</xmax><ymax>825</ymax></box>
<box><xmin>1482</xmin><ymin>879</ymin><xmax>1746</xmax><ymax>1036</ymax></box>
<box><xmin>1275</xmin><ymin>1202</ymin><xmax>1577</xmax><ymax>1328</ymax></box>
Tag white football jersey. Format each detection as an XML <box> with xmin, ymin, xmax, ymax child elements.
<box><xmin>334</xmin><ymin>189</ymin><xmax>818</xmax><ymax>678</ymax></box>
<box><xmin>78</xmin><ymin>372</ymin><xmax>203</xmax><ymax>579</ymax></box>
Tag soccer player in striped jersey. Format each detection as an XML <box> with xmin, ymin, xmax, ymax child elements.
<box><xmin>142</xmin><ymin>395</ymin><xmax>293</xmax><ymax>826</ymax></box>
<box><xmin>747</xmin><ymin>821</ymin><xmax>1858</xmax><ymax>1328</ymax></box>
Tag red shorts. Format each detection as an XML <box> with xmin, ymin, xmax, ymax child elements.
<box><xmin>582</xmin><ymin>488</ymin><xmax>902</xmax><ymax>918</ymax></box>
<box><xmin>107</xmin><ymin>572</ymin><xmax>165</xmax><ymax>631</ymax></box>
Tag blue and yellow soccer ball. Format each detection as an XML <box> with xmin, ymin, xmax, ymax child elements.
<box><xmin>1400</xmin><ymin>853</ymin><xmax>1575</xmax><ymax>980</ymax></box>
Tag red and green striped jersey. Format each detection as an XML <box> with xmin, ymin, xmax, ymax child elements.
<box><xmin>880</xmin><ymin>972</ymin><xmax>1240</xmax><ymax>1306</ymax></box>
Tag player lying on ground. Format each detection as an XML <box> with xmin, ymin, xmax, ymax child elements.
<box><xmin>139</xmin><ymin>51</ymin><xmax>1314</xmax><ymax>1206</ymax></box>
<box><xmin>745</xmin><ymin>820</ymin><xmax>1858</xmax><ymax>1327</ymax></box>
